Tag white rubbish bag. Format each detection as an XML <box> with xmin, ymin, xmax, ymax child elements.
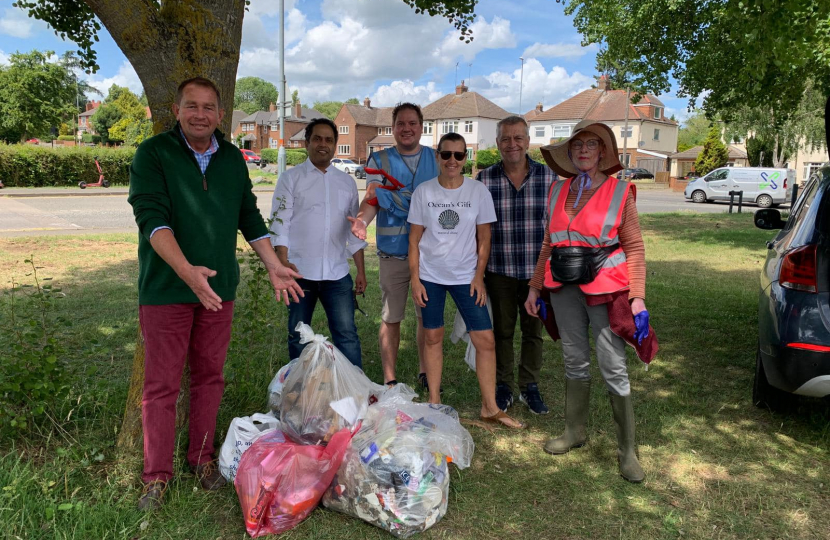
<box><xmin>218</xmin><ymin>412</ymin><xmax>280</xmax><ymax>482</ymax></box>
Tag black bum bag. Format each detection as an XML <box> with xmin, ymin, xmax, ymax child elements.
<box><xmin>549</xmin><ymin>245</ymin><xmax>618</xmax><ymax>285</ymax></box>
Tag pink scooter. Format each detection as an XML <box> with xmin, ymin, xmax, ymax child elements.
<box><xmin>79</xmin><ymin>157</ymin><xmax>110</xmax><ymax>189</ymax></box>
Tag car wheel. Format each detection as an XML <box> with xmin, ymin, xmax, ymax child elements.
<box><xmin>757</xmin><ymin>194</ymin><xmax>773</xmax><ymax>208</ymax></box>
<box><xmin>753</xmin><ymin>347</ymin><xmax>795</xmax><ymax>412</ymax></box>
<box><xmin>691</xmin><ymin>190</ymin><xmax>706</xmax><ymax>203</ymax></box>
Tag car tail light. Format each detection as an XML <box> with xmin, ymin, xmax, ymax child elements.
<box><xmin>779</xmin><ymin>244</ymin><xmax>818</xmax><ymax>292</ymax></box>
<box><xmin>786</xmin><ymin>342</ymin><xmax>830</xmax><ymax>352</ymax></box>
<box><xmin>783</xmin><ymin>177</ymin><xmax>788</xmax><ymax>189</ymax></box>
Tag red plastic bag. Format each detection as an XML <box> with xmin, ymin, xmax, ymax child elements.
<box><xmin>234</xmin><ymin>427</ymin><xmax>353</xmax><ymax>537</ymax></box>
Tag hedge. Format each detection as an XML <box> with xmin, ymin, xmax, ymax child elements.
<box><xmin>0</xmin><ymin>144</ymin><xmax>135</xmax><ymax>187</ymax></box>
<box><xmin>260</xmin><ymin>148</ymin><xmax>307</xmax><ymax>166</ymax></box>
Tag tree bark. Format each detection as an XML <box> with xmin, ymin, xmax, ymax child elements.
<box><xmin>89</xmin><ymin>0</ymin><xmax>245</xmax><ymax>452</ymax></box>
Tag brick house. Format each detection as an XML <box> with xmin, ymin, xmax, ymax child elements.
<box><xmin>232</xmin><ymin>101</ymin><xmax>325</xmax><ymax>152</ymax></box>
<box><xmin>78</xmin><ymin>100</ymin><xmax>101</xmax><ymax>135</ymax></box>
<box><xmin>333</xmin><ymin>98</ymin><xmax>394</xmax><ymax>163</ymax></box>
<box><xmin>420</xmin><ymin>81</ymin><xmax>511</xmax><ymax>161</ymax></box>
<box><xmin>528</xmin><ymin>75</ymin><xmax>679</xmax><ymax>173</ymax></box>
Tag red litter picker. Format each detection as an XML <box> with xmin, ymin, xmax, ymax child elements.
<box><xmin>363</xmin><ymin>168</ymin><xmax>405</xmax><ymax>206</ymax></box>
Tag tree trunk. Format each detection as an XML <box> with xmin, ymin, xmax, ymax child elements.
<box><xmin>86</xmin><ymin>0</ymin><xmax>245</xmax><ymax>452</ymax></box>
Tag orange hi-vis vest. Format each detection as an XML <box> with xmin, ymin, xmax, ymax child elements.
<box><xmin>543</xmin><ymin>176</ymin><xmax>635</xmax><ymax>294</ymax></box>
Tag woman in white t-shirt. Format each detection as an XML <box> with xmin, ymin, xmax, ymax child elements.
<box><xmin>408</xmin><ymin>133</ymin><xmax>525</xmax><ymax>430</ymax></box>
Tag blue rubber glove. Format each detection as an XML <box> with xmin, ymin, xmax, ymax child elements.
<box><xmin>633</xmin><ymin>310</ymin><xmax>650</xmax><ymax>345</ymax></box>
<box><xmin>535</xmin><ymin>298</ymin><xmax>547</xmax><ymax>320</ymax></box>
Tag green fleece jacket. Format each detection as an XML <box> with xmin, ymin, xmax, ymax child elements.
<box><xmin>128</xmin><ymin>126</ymin><xmax>269</xmax><ymax>305</ymax></box>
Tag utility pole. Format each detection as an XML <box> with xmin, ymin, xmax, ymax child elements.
<box><xmin>519</xmin><ymin>57</ymin><xmax>525</xmax><ymax>113</ymax></box>
<box><xmin>278</xmin><ymin>0</ymin><xmax>286</xmax><ymax>175</ymax></box>
<box><xmin>622</xmin><ymin>86</ymin><xmax>631</xmax><ymax>170</ymax></box>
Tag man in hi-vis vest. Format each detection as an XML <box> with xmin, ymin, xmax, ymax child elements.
<box><xmin>349</xmin><ymin>103</ymin><xmax>438</xmax><ymax>389</ymax></box>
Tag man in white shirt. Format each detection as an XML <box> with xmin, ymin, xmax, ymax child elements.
<box><xmin>269</xmin><ymin>118</ymin><xmax>367</xmax><ymax>367</ymax></box>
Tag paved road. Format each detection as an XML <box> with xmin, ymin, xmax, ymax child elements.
<box><xmin>0</xmin><ymin>185</ymin><xmax>778</xmax><ymax>237</ymax></box>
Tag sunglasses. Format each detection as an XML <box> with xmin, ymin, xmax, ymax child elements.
<box><xmin>353</xmin><ymin>291</ymin><xmax>367</xmax><ymax>317</ymax></box>
<box><xmin>438</xmin><ymin>151</ymin><xmax>467</xmax><ymax>161</ymax></box>
<box><xmin>570</xmin><ymin>139</ymin><xmax>601</xmax><ymax>151</ymax></box>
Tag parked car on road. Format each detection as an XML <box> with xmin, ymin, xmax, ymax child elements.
<box><xmin>618</xmin><ymin>168</ymin><xmax>654</xmax><ymax>180</ymax></box>
<box><xmin>753</xmin><ymin>162</ymin><xmax>830</xmax><ymax>411</ymax></box>
<box><xmin>240</xmin><ymin>149</ymin><xmax>261</xmax><ymax>164</ymax></box>
<box><xmin>26</xmin><ymin>138</ymin><xmax>40</xmax><ymax>144</ymax></box>
<box><xmin>354</xmin><ymin>165</ymin><xmax>366</xmax><ymax>179</ymax></box>
<box><xmin>331</xmin><ymin>158</ymin><xmax>359</xmax><ymax>174</ymax></box>
<box><xmin>685</xmin><ymin>167</ymin><xmax>794</xmax><ymax>208</ymax></box>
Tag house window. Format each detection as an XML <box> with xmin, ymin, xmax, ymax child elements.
<box><xmin>653</xmin><ymin>128</ymin><xmax>660</xmax><ymax>141</ymax></box>
<box><xmin>620</xmin><ymin>126</ymin><xmax>632</xmax><ymax>138</ymax></box>
<box><xmin>378</xmin><ymin>128</ymin><xmax>382</xmax><ymax>135</ymax></box>
<box><xmin>271</xmin><ymin>123</ymin><xmax>278</xmax><ymax>132</ymax></box>
<box><xmin>654</xmin><ymin>107</ymin><xmax>662</xmax><ymax>119</ymax></box>
<box><xmin>385</xmin><ymin>127</ymin><xmax>392</xmax><ymax>135</ymax></box>
<box><xmin>552</xmin><ymin>125</ymin><xmax>571</xmax><ymax>138</ymax></box>
<box><xmin>337</xmin><ymin>145</ymin><xmax>350</xmax><ymax>155</ymax></box>
<box><xmin>423</xmin><ymin>122</ymin><xmax>433</xmax><ymax>135</ymax></box>
<box><xmin>619</xmin><ymin>153</ymin><xmax>631</xmax><ymax>166</ymax></box>
<box><xmin>534</xmin><ymin>126</ymin><xmax>545</xmax><ymax>138</ymax></box>
<box><xmin>466</xmin><ymin>147</ymin><xmax>474</xmax><ymax>160</ymax></box>
<box><xmin>464</xmin><ymin>121</ymin><xmax>474</xmax><ymax>134</ymax></box>
<box><xmin>803</xmin><ymin>163</ymin><xmax>823</xmax><ymax>183</ymax></box>
<box><xmin>339</xmin><ymin>125</ymin><xmax>349</xmax><ymax>134</ymax></box>
<box><xmin>270</xmin><ymin>138</ymin><xmax>277</xmax><ymax>149</ymax></box>
<box><xmin>442</xmin><ymin>121</ymin><xmax>459</xmax><ymax>134</ymax></box>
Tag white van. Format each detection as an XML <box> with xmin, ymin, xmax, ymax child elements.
<box><xmin>684</xmin><ymin>167</ymin><xmax>795</xmax><ymax>207</ymax></box>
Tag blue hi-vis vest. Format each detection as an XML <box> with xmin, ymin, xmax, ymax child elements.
<box><xmin>370</xmin><ymin>146</ymin><xmax>438</xmax><ymax>257</ymax></box>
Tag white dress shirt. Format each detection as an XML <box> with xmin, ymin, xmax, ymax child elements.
<box><xmin>269</xmin><ymin>159</ymin><xmax>367</xmax><ymax>281</ymax></box>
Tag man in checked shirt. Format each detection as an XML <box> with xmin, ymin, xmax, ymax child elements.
<box><xmin>476</xmin><ymin>116</ymin><xmax>557</xmax><ymax>414</ymax></box>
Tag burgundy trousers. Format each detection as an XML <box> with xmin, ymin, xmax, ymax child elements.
<box><xmin>139</xmin><ymin>301</ymin><xmax>234</xmax><ymax>483</ymax></box>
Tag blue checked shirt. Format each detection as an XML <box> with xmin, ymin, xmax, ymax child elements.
<box><xmin>476</xmin><ymin>157</ymin><xmax>557</xmax><ymax>280</ymax></box>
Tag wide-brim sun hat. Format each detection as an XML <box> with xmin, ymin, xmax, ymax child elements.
<box><xmin>540</xmin><ymin>120</ymin><xmax>623</xmax><ymax>178</ymax></box>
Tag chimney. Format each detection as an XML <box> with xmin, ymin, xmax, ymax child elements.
<box><xmin>294</xmin><ymin>101</ymin><xmax>302</xmax><ymax>118</ymax></box>
<box><xmin>269</xmin><ymin>102</ymin><xmax>276</xmax><ymax>112</ymax></box>
<box><xmin>597</xmin><ymin>74</ymin><xmax>610</xmax><ymax>91</ymax></box>
<box><xmin>85</xmin><ymin>100</ymin><xmax>99</xmax><ymax>112</ymax></box>
<box><xmin>536</xmin><ymin>102</ymin><xmax>543</xmax><ymax>113</ymax></box>
<box><xmin>455</xmin><ymin>80</ymin><xmax>468</xmax><ymax>95</ymax></box>
<box><xmin>364</xmin><ymin>97</ymin><xmax>371</xmax><ymax>108</ymax></box>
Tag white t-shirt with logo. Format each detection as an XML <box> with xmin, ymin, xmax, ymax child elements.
<box><xmin>407</xmin><ymin>177</ymin><xmax>497</xmax><ymax>285</ymax></box>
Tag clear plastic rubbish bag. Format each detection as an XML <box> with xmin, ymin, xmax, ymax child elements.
<box><xmin>235</xmin><ymin>427</ymin><xmax>353</xmax><ymax>537</ymax></box>
<box><xmin>267</xmin><ymin>359</ymin><xmax>297</xmax><ymax>414</ymax></box>
<box><xmin>323</xmin><ymin>396</ymin><xmax>474</xmax><ymax>538</ymax></box>
<box><xmin>218</xmin><ymin>412</ymin><xmax>280</xmax><ymax>482</ymax></box>
<box><xmin>280</xmin><ymin>322</ymin><xmax>385</xmax><ymax>445</ymax></box>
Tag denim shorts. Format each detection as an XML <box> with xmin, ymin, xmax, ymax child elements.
<box><xmin>419</xmin><ymin>279</ymin><xmax>492</xmax><ymax>331</ymax></box>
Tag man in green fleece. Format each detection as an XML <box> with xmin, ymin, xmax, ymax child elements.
<box><xmin>128</xmin><ymin>77</ymin><xmax>303</xmax><ymax>511</ymax></box>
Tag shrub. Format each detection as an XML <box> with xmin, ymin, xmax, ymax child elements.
<box><xmin>81</xmin><ymin>134</ymin><xmax>102</xmax><ymax>144</ymax></box>
<box><xmin>694</xmin><ymin>127</ymin><xmax>729</xmax><ymax>176</ymax></box>
<box><xmin>0</xmin><ymin>144</ymin><xmax>134</xmax><ymax>187</ymax></box>
<box><xmin>0</xmin><ymin>259</ymin><xmax>71</xmax><ymax>435</ymax></box>
<box><xmin>260</xmin><ymin>148</ymin><xmax>308</xmax><ymax>166</ymax></box>
<box><xmin>475</xmin><ymin>147</ymin><xmax>500</xmax><ymax>170</ymax></box>
<box><xmin>57</xmin><ymin>135</ymin><xmax>75</xmax><ymax>141</ymax></box>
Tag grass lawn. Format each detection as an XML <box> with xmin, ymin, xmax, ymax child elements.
<box><xmin>1</xmin><ymin>213</ymin><xmax>828</xmax><ymax>539</ymax></box>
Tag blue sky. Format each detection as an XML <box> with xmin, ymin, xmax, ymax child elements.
<box><xmin>0</xmin><ymin>0</ymin><xmax>691</xmax><ymax>121</ymax></box>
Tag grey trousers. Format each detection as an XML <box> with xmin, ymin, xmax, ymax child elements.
<box><xmin>550</xmin><ymin>285</ymin><xmax>630</xmax><ymax>396</ymax></box>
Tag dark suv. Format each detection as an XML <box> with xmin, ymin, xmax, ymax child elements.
<box><xmin>619</xmin><ymin>168</ymin><xmax>654</xmax><ymax>180</ymax></box>
<box><xmin>753</xmin><ymin>162</ymin><xmax>830</xmax><ymax>411</ymax></box>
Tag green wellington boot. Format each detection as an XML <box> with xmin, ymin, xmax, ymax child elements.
<box><xmin>544</xmin><ymin>378</ymin><xmax>591</xmax><ymax>455</ymax></box>
<box><xmin>609</xmin><ymin>393</ymin><xmax>645</xmax><ymax>483</ymax></box>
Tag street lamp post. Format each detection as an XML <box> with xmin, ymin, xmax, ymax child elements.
<box><xmin>519</xmin><ymin>57</ymin><xmax>525</xmax><ymax>114</ymax></box>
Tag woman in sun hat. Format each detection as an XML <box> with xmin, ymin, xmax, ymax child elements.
<box><xmin>523</xmin><ymin>119</ymin><xmax>657</xmax><ymax>482</ymax></box>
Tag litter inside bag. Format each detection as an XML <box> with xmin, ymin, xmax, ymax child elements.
<box><xmin>235</xmin><ymin>427</ymin><xmax>353</xmax><ymax>537</ymax></box>
<box><xmin>323</xmin><ymin>395</ymin><xmax>474</xmax><ymax>538</ymax></box>
<box><xmin>267</xmin><ymin>359</ymin><xmax>297</xmax><ymax>414</ymax></box>
<box><xmin>280</xmin><ymin>323</ymin><xmax>385</xmax><ymax>445</ymax></box>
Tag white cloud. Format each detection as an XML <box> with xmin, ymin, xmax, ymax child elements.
<box><xmin>0</xmin><ymin>50</ymin><xmax>8</xmax><ymax>66</ymax></box>
<box><xmin>85</xmin><ymin>61</ymin><xmax>143</xmax><ymax>98</ymax></box>
<box><xmin>522</xmin><ymin>42</ymin><xmax>590</xmax><ymax>60</ymax></box>
<box><xmin>371</xmin><ymin>80</ymin><xmax>444</xmax><ymax>107</ymax></box>
<box><xmin>434</xmin><ymin>16</ymin><xmax>516</xmax><ymax>64</ymax></box>
<box><xmin>0</xmin><ymin>7</ymin><xmax>46</xmax><ymax>39</ymax></box>
<box><xmin>472</xmin><ymin>59</ymin><xmax>594</xmax><ymax>113</ymax></box>
<box><xmin>242</xmin><ymin>7</ymin><xmax>306</xmax><ymax>49</ymax></box>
